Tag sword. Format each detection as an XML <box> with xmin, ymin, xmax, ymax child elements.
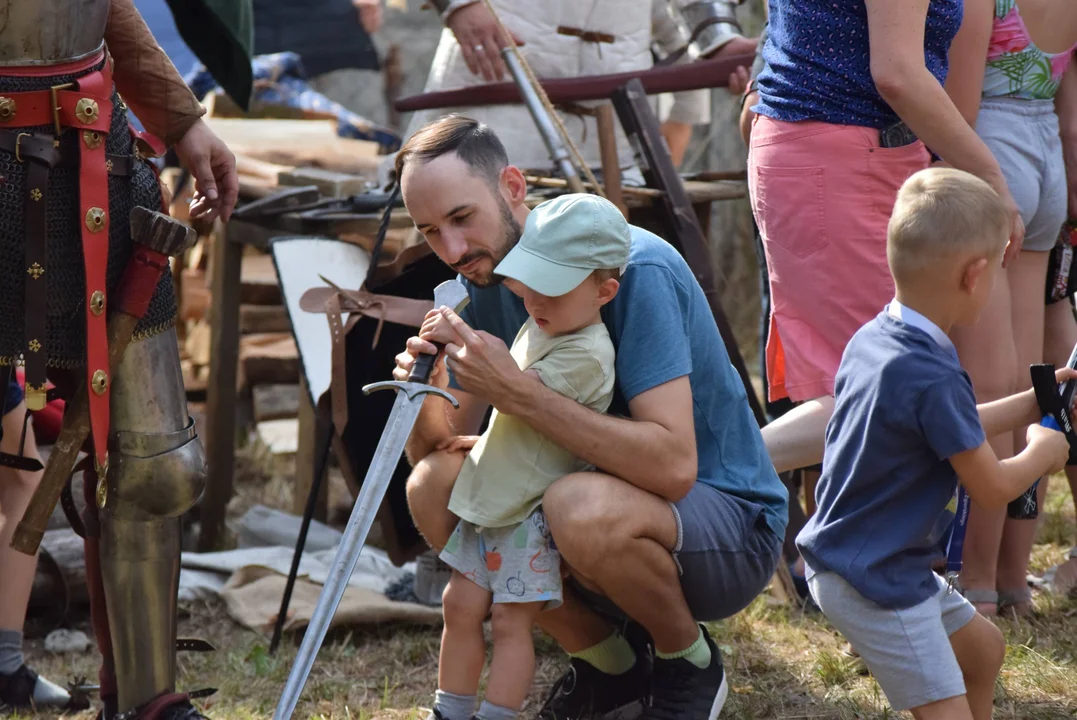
<box><xmin>272</xmin><ymin>278</ymin><xmax>470</xmax><ymax>720</ymax></box>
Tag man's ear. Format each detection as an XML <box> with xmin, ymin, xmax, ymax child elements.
<box><xmin>501</xmin><ymin>165</ymin><xmax>528</xmax><ymax>206</ymax></box>
<box><xmin>961</xmin><ymin>256</ymin><xmax>990</xmax><ymax>294</ymax></box>
<box><xmin>596</xmin><ymin>278</ymin><xmax>620</xmax><ymax>306</ymax></box>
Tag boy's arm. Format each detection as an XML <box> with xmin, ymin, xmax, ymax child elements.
<box><xmin>976</xmin><ymin>389</ymin><xmax>1041</xmax><ymax>438</ymax></box>
<box><xmin>975</xmin><ymin>368</ymin><xmax>1077</xmax><ymax>437</ymax></box>
<box><xmin>951</xmin><ymin>426</ymin><xmax>1069</xmax><ymax>508</ymax></box>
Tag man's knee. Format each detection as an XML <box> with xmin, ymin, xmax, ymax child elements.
<box><xmin>406</xmin><ymin>450</ymin><xmax>464</xmax><ymax>550</ymax></box>
<box><xmin>544</xmin><ymin>474</ymin><xmax>623</xmax><ymax>565</ymax></box>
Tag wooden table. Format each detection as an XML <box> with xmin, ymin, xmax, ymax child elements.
<box><xmin>196</xmin><ymin>178</ymin><xmax>747</xmax><ymax>551</ymax></box>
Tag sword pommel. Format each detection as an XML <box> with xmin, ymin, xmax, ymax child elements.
<box><xmin>409</xmin><ymin>279</ymin><xmax>471</xmax><ymax>384</ymax></box>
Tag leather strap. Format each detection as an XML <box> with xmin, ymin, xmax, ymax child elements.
<box><xmin>61</xmin><ymin>473</ymin><xmax>87</xmax><ymax>538</ymax></box>
<box><xmin>74</xmin><ymin>66</ymin><xmax>115</xmax><ymax>479</ymax></box>
<box><xmin>0</xmin><ymin>87</ymin><xmax>113</xmax><ymax>133</ymax></box>
<box><xmin>0</xmin><ymin>452</ymin><xmax>43</xmax><ymax>472</ymax></box>
<box><xmin>557</xmin><ymin>25</ymin><xmax>616</xmax><ymax>44</ymax></box>
<box><xmin>176</xmin><ymin>638</ymin><xmax>215</xmax><ymax>653</ymax></box>
<box><xmin>298</xmin><ymin>287</ymin><xmax>433</xmax><ymax>330</ymax></box>
<box><xmin>0</xmin><ymin>132</ymin><xmax>135</xmax><ymax>177</ymax></box>
<box><xmin>326</xmin><ymin>293</ymin><xmax>350</xmax><ymax>438</ymax></box>
<box><xmin>21</xmin><ymin>137</ymin><xmax>60</xmax><ymax>411</ymax></box>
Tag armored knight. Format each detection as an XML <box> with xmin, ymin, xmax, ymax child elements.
<box><xmin>0</xmin><ymin>1</ymin><xmax>237</xmax><ymax>718</ymax></box>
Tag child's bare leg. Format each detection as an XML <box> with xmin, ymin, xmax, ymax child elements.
<box><xmin>951</xmin><ymin>613</ymin><xmax>1006</xmax><ymax>720</ymax></box>
<box><xmin>407</xmin><ymin>450</ymin><xmax>467</xmax><ymax>552</ymax></box>
<box><xmin>439</xmin><ymin>572</ymin><xmax>491</xmax><ymax>700</ymax></box>
<box><xmin>484</xmin><ymin>601</ymin><xmax>545</xmax><ymax>712</ymax></box>
<box><xmin>909</xmin><ymin>696</ymin><xmax>974</xmax><ymax>720</ymax></box>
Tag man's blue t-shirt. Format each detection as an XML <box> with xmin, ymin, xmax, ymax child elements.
<box><xmin>753</xmin><ymin>0</ymin><xmax>963</xmax><ymax>129</ymax></box>
<box><xmin>450</xmin><ymin>228</ymin><xmax>789</xmax><ymax>539</ymax></box>
<box><xmin>796</xmin><ymin>308</ymin><xmax>986</xmax><ymax>609</ymax></box>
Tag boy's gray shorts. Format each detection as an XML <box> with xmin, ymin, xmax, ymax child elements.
<box><xmin>808</xmin><ymin>571</ymin><xmax>977</xmax><ymax>710</ymax></box>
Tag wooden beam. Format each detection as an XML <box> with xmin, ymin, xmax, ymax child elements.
<box><xmin>199</xmin><ymin>224</ymin><xmax>245</xmax><ymax>551</ymax></box>
<box><xmin>240</xmin><ymin>304</ymin><xmax>291</xmax><ymax>334</ymax></box>
<box><xmin>293</xmin><ymin>378</ymin><xmax>328</xmax><ymax>522</ymax></box>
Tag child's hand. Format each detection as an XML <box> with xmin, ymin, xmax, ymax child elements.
<box><xmin>437</xmin><ymin>436</ymin><xmax>481</xmax><ymax>454</ymax></box>
<box><xmin>420</xmin><ymin>307</ymin><xmax>462</xmax><ymax>348</ymax></box>
<box><xmin>1026</xmin><ymin>423</ymin><xmax>1071</xmax><ymax>475</ymax></box>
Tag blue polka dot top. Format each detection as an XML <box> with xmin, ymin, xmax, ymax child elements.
<box><xmin>753</xmin><ymin>0</ymin><xmax>964</xmax><ymax>130</ymax></box>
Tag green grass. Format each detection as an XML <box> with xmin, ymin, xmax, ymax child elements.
<box><xmin>16</xmin><ymin>476</ymin><xmax>1077</xmax><ymax>719</ymax></box>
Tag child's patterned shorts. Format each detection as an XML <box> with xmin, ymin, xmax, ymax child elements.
<box><xmin>440</xmin><ymin>508</ymin><xmax>562</xmax><ymax>608</ymax></box>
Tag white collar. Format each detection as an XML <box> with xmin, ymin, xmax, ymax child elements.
<box><xmin>887</xmin><ymin>299</ymin><xmax>957</xmax><ymax>359</ymax></box>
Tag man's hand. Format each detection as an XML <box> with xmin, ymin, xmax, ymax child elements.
<box><xmin>1026</xmin><ymin>422</ymin><xmax>1071</xmax><ymax>475</ymax></box>
<box><xmin>436</xmin><ymin>435</ymin><xmax>481</xmax><ymax>453</ymax></box>
<box><xmin>353</xmin><ymin>0</ymin><xmax>382</xmax><ymax>33</ymax></box>
<box><xmin>440</xmin><ymin>308</ymin><xmax>525</xmax><ymax>411</ymax></box>
<box><xmin>174</xmin><ymin>118</ymin><xmax>239</xmax><ymax>224</ymax></box>
<box><xmin>446</xmin><ymin>2</ymin><xmax>525</xmax><ymax>82</ymax></box>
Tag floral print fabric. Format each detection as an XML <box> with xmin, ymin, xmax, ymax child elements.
<box><xmin>982</xmin><ymin>0</ymin><xmax>1076</xmax><ymax>100</ymax></box>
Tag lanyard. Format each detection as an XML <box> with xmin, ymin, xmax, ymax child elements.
<box><xmin>944</xmin><ymin>485</ymin><xmax>970</xmax><ymax>588</ymax></box>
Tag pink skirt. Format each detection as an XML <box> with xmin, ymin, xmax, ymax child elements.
<box><xmin>748</xmin><ymin>115</ymin><xmax>930</xmax><ymax>402</ymax></box>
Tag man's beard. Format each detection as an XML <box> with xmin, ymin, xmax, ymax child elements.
<box><xmin>453</xmin><ymin>197</ymin><xmax>522</xmax><ymax>288</ymax></box>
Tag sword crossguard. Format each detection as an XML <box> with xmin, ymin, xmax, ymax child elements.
<box><xmin>362</xmin><ymin>380</ymin><xmax>460</xmax><ymax>408</ymax></box>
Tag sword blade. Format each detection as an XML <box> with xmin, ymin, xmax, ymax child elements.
<box><xmin>273</xmin><ymin>390</ymin><xmax>424</xmax><ymax>720</ymax></box>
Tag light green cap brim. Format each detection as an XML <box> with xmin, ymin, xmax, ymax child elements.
<box><xmin>494</xmin><ymin>244</ymin><xmax>594</xmax><ymax>297</ymax></box>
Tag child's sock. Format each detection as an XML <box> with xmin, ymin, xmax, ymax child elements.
<box><xmin>568</xmin><ymin>631</ymin><xmax>636</xmax><ymax>675</ymax></box>
<box><xmin>474</xmin><ymin>700</ymin><xmax>518</xmax><ymax>720</ymax></box>
<box><xmin>431</xmin><ymin>689</ymin><xmax>476</xmax><ymax>720</ymax></box>
<box><xmin>0</xmin><ymin>629</ymin><xmax>23</xmax><ymax>675</ymax></box>
<box><xmin>655</xmin><ymin>626</ymin><xmax>712</xmax><ymax>670</ymax></box>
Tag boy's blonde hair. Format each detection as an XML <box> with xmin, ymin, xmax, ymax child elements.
<box><xmin>887</xmin><ymin>168</ymin><xmax>1009</xmax><ymax>285</ymax></box>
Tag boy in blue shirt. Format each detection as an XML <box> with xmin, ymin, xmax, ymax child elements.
<box><xmin>797</xmin><ymin>168</ymin><xmax>1073</xmax><ymax>720</ymax></box>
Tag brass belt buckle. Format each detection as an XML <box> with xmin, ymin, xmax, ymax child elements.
<box><xmin>13</xmin><ymin>132</ymin><xmax>30</xmax><ymax>163</ymax></box>
<box><xmin>49</xmin><ymin>82</ymin><xmax>76</xmax><ymax>141</ymax></box>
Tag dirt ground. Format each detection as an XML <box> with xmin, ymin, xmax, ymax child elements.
<box><xmin>16</xmin><ymin>468</ymin><xmax>1077</xmax><ymax>720</ymax></box>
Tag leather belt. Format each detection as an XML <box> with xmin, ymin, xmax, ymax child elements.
<box><xmin>0</xmin><ymin>132</ymin><xmax>133</xmax><ymax>175</ymax></box>
<box><xmin>0</xmin><ymin>51</ymin><xmax>117</xmax><ymax>488</ymax></box>
<box><xmin>557</xmin><ymin>26</ymin><xmax>616</xmax><ymax>44</ymax></box>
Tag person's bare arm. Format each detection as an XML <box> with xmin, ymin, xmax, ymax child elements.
<box><xmin>977</xmin><ymin>368</ymin><xmax>1077</xmax><ymax>437</ymax></box>
<box><xmin>1056</xmin><ymin>55</ymin><xmax>1077</xmax><ymax>217</ymax></box>
<box><xmin>865</xmin><ymin>0</ymin><xmax>1023</xmax><ymax>260</ymax></box>
<box><xmin>394</xmin><ymin>335</ymin><xmax>489</xmax><ymax>465</ymax></box>
<box><xmin>951</xmin><ymin>425</ymin><xmax>1069</xmax><ymax>508</ymax></box>
<box><xmin>438</xmin><ymin>309</ymin><xmax>698</xmax><ymax>501</ymax></box>
<box><xmin>943</xmin><ymin>0</ymin><xmax>993</xmax><ymax>126</ymax></box>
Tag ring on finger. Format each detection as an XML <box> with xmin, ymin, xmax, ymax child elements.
<box><xmin>473</xmin><ymin>44</ymin><xmax>485</xmax><ymax>52</ymax></box>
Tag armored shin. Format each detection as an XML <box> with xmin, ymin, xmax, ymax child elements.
<box><xmin>97</xmin><ymin>328</ymin><xmax>206</xmax><ymax>713</ymax></box>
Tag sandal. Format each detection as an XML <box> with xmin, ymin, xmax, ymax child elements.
<box><xmin>953</xmin><ymin>584</ymin><xmax>999</xmax><ymax>617</ymax></box>
<box><xmin>998</xmin><ymin>586</ymin><xmax>1034</xmax><ymax>618</ymax></box>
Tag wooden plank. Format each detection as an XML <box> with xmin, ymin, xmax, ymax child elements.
<box><xmin>241</xmin><ymin>253</ymin><xmax>283</xmax><ymax>305</ymax></box>
<box><xmin>202</xmin><ymin>118</ymin><xmax>381</xmax><ymax>176</ymax></box>
<box><xmin>239</xmin><ymin>333</ymin><xmax>300</xmax><ymax>388</ymax></box>
<box><xmin>292</xmin><ymin>377</ymin><xmax>328</xmax><ymax>522</ymax></box>
<box><xmin>252</xmin><ymin>383</ymin><xmax>301</xmax><ymax>423</ymax></box>
<box><xmin>277</xmin><ymin>167</ymin><xmax>371</xmax><ymax>198</ymax></box>
<box><xmin>199</xmin><ymin>219</ymin><xmax>245</xmax><ymax>552</ymax></box>
<box><xmin>240</xmin><ymin>304</ymin><xmax>291</xmax><ymax>334</ymax></box>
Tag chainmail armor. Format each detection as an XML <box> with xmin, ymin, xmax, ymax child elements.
<box><xmin>0</xmin><ymin>58</ymin><xmax>177</xmax><ymax>368</ymax></box>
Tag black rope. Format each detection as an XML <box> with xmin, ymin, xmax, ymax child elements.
<box><xmin>362</xmin><ymin>183</ymin><xmax>402</xmax><ymax>290</ymax></box>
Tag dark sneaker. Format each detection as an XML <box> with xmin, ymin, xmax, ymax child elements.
<box><xmin>642</xmin><ymin>627</ymin><xmax>728</xmax><ymax>720</ymax></box>
<box><xmin>536</xmin><ymin>652</ymin><xmax>650</xmax><ymax>720</ymax></box>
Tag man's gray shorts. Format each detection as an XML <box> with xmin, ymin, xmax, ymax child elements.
<box><xmin>569</xmin><ymin>483</ymin><xmax>783</xmax><ymax>623</ymax></box>
<box><xmin>808</xmin><ymin>571</ymin><xmax>977</xmax><ymax>710</ymax></box>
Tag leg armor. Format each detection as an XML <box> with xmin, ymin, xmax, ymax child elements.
<box><xmin>97</xmin><ymin>327</ymin><xmax>206</xmax><ymax>716</ymax></box>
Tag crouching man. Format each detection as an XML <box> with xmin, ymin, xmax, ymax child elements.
<box><xmin>394</xmin><ymin>114</ymin><xmax>788</xmax><ymax>720</ymax></box>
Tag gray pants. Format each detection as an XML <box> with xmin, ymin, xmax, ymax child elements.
<box><xmin>978</xmin><ymin>97</ymin><xmax>1067</xmax><ymax>252</ymax></box>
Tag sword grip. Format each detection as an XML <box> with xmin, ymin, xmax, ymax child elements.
<box><xmin>408</xmin><ymin>343</ymin><xmax>443</xmax><ymax>384</ymax></box>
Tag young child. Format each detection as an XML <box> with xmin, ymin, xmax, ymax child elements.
<box><xmin>428</xmin><ymin>194</ymin><xmax>629</xmax><ymax>720</ymax></box>
<box><xmin>796</xmin><ymin>167</ymin><xmax>1073</xmax><ymax>720</ymax></box>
